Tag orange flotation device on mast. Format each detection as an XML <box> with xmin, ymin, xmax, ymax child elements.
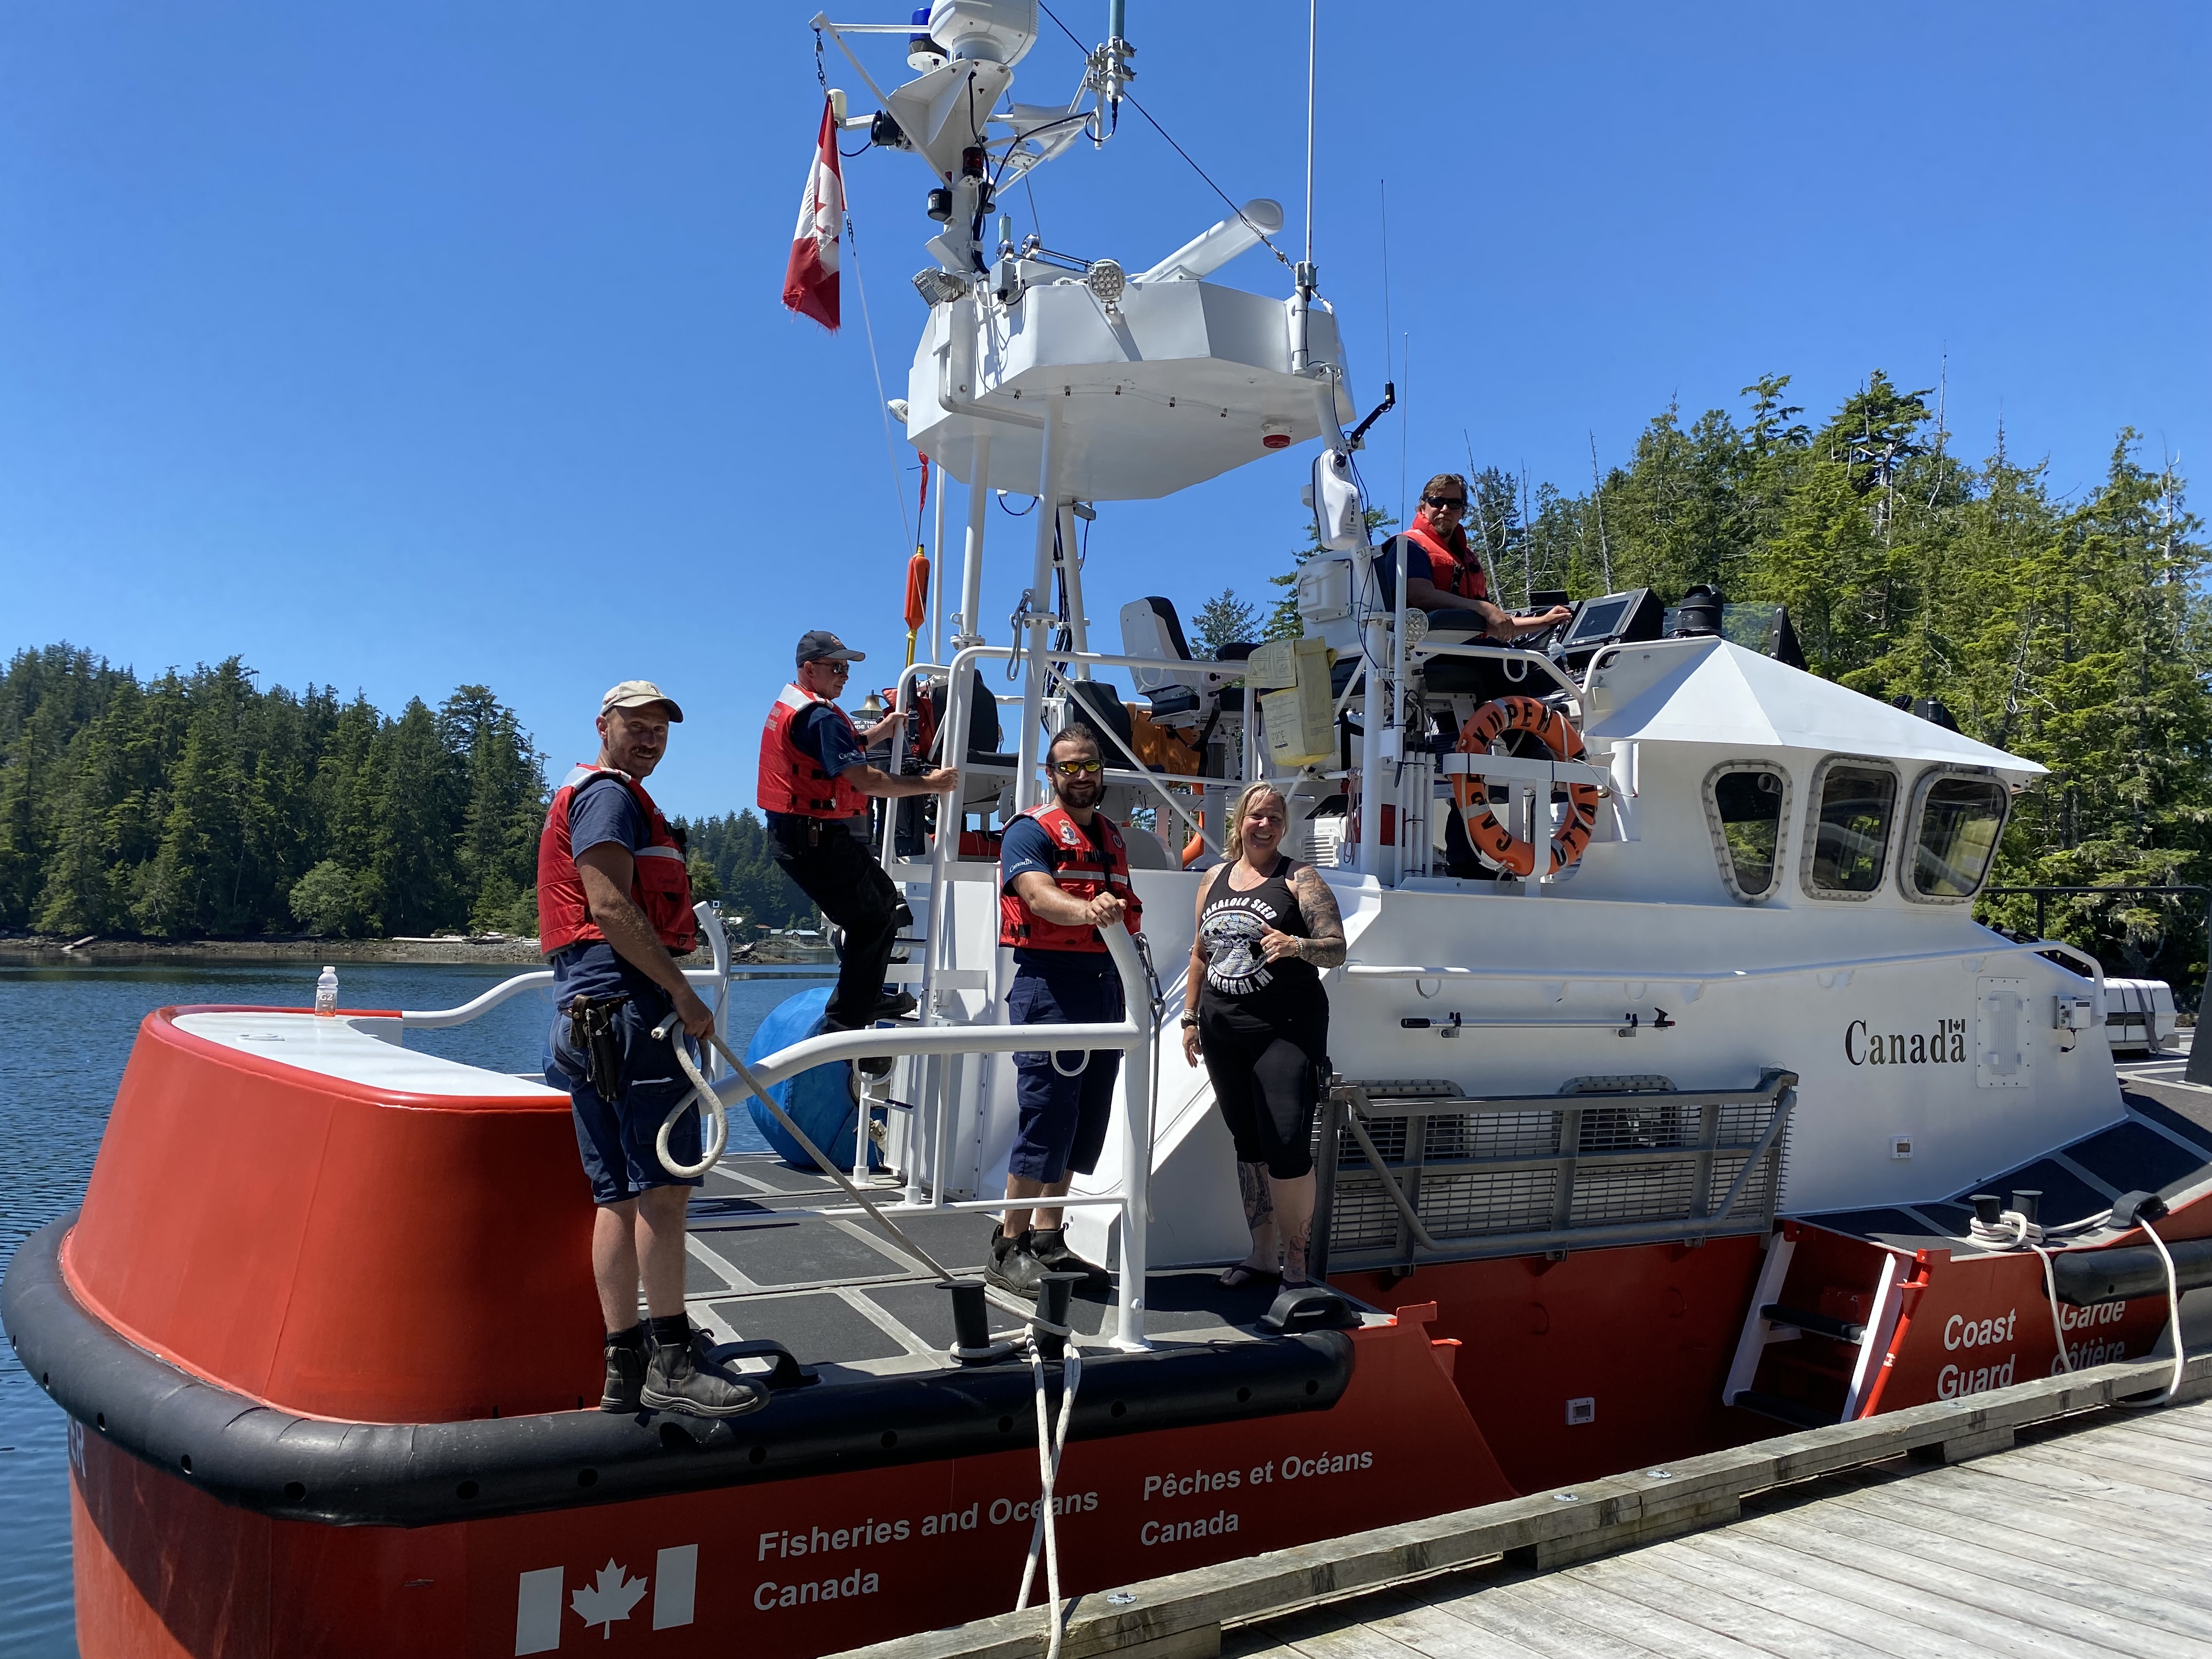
<box><xmin>904</xmin><ymin>456</ymin><xmax>930</xmax><ymax>666</ymax></box>
<box><xmin>1451</xmin><ymin>696</ymin><xmax>1602</xmax><ymax>878</ymax></box>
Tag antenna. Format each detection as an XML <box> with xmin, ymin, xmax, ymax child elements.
<box><xmin>1463</xmin><ymin>430</ymin><xmax>1499</xmax><ymax>599</ymax></box>
<box><xmin>1588</xmin><ymin>432</ymin><xmax>1613</xmax><ymax>591</ymax></box>
<box><xmin>1304</xmin><ymin>0</ymin><xmax>1317</xmax><ymax>269</ymax></box>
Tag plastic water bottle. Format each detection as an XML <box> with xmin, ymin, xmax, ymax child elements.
<box><xmin>314</xmin><ymin>966</ymin><xmax>338</xmax><ymax>1017</ymax></box>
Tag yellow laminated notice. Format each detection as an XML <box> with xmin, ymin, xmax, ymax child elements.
<box><xmin>1259</xmin><ymin>636</ymin><xmax>1337</xmax><ymax>766</ymax></box>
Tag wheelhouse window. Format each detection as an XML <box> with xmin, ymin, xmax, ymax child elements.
<box><xmin>1705</xmin><ymin>765</ymin><xmax>1788</xmax><ymax>901</ymax></box>
<box><xmin>1905</xmin><ymin>772</ymin><xmax>2008</xmax><ymax>901</ymax></box>
<box><xmin>1804</xmin><ymin>760</ymin><xmax>1898</xmax><ymax>898</ymax></box>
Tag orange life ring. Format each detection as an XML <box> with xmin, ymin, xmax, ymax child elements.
<box><xmin>1449</xmin><ymin>695</ymin><xmax>1602</xmax><ymax>878</ymax></box>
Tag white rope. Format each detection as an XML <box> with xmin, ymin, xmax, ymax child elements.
<box><xmin>655</xmin><ymin>1023</ymin><xmax>955</xmax><ymax>1283</ymax></box>
<box><xmin>1014</xmin><ymin>1333</ymin><xmax>1082</xmax><ymax>1659</ymax></box>
<box><xmin>1970</xmin><ymin>1205</ymin><xmax>2186</xmax><ymax>1406</ymax></box>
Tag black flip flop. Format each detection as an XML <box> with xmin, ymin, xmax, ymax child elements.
<box><xmin>1216</xmin><ymin>1265</ymin><xmax>1279</xmax><ymax>1289</ymax></box>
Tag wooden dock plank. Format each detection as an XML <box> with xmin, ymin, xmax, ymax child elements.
<box><xmin>834</xmin><ymin>1360</ymin><xmax>2212</xmax><ymax>1659</ymax></box>
<box><xmin>1821</xmin><ymin>1487</ymin><xmax>2212</xmax><ymax>1635</ymax></box>
<box><xmin>2066</xmin><ymin>1415</ymin><xmax>2212</xmax><ymax>1477</ymax></box>
<box><xmin>1656</xmin><ymin>1532</ymin><xmax>2123</xmax><ymax>1659</ymax></box>
<box><xmin>1949</xmin><ymin>1444</ymin><xmax>2212</xmax><ymax>1523</ymax></box>
<box><xmin>1723</xmin><ymin>1505</ymin><xmax>2212</xmax><ymax>1657</ymax></box>
<box><xmin>1560</xmin><ymin>1552</ymin><xmax>1906</xmax><ymax>1659</ymax></box>
<box><xmin>1454</xmin><ymin>1578</ymin><xmax>1785</xmax><ymax>1659</ymax></box>
<box><xmin>1455</xmin><ymin>1575</ymin><xmax>1784</xmax><ymax>1659</ymax></box>
<box><xmin>1994</xmin><ymin>1435</ymin><xmax>2212</xmax><ymax>1504</ymax></box>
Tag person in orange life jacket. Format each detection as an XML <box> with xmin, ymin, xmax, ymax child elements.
<box><xmin>1375</xmin><ymin>472</ymin><xmax>1572</xmax><ymax>640</ymax></box>
<box><xmin>988</xmin><ymin>724</ymin><xmax>1143</xmax><ymax>1299</ymax></box>
<box><xmin>538</xmin><ymin>681</ymin><xmax>758</xmax><ymax>1420</ymax></box>
<box><xmin>760</xmin><ymin>631</ymin><xmax>957</xmax><ymax>1054</ymax></box>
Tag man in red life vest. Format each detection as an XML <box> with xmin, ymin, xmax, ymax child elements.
<box><xmin>539</xmin><ymin>680</ymin><xmax>758</xmax><ymax>1419</ymax></box>
<box><xmin>1378</xmin><ymin>471</ymin><xmax>1572</xmax><ymax>640</ymax></box>
<box><xmin>989</xmin><ymin>724</ymin><xmax>1142</xmax><ymax>1298</ymax></box>
<box><xmin>759</xmin><ymin>630</ymin><xmax>957</xmax><ymax>1049</ymax></box>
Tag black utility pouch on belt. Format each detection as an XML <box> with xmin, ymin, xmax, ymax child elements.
<box><xmin>566</xmin><ymin>994</ymin><xmax>630</xmax><ymax>1101</ymax></box>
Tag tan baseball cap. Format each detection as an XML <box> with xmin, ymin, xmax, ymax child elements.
<box><xmin>600</xmin><ymin>680</ymin><xmax>684</xmax><ymax>721</ymax></box>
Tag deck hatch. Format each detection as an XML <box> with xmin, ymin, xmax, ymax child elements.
<box><xmin>1312</xmin><ymin>1069</ymin><xmax>1796</xmax><ymax>1273</ymax></box>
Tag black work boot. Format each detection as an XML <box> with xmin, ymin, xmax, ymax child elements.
<box><xmin>1029</xmin><ymin>1226</ymin><xmax>1107</xmax><ymax>1284</ymax></box>
<box><xmin>640</xmin><ymin>1321</ymin><xmax>766</xmax><ymax>1419</ymax></box>
<box><xmin>600</xmin><ymin>1329</ymin><xmax>647</xmax><ymax>1413</ymax></box>
<box><xmin>984</xmin><ymin>1225</ymin><xmax>1046</xmax><ymax>1300</ymax></box>
<box><xmin>874</xmin><ymin>989</ymin><xmax>919</xmax><ymax>1020</ymax></box>
<box><xmin>823</xmin><ymin>1017</ymin><xmax>894</xmax><ymax>1077</ymax></box>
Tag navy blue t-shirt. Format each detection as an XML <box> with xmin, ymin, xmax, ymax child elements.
<box><xmin>1371</xmin><ymin>535</ymin><xmax>1435</xmax><ymax>607</ymax></box>
<box><xmin>1000</xmin><ymin>813</ymin><xmax>1119</xmax><ymax>973</ymax></box>
<box><xmin>550</xmin><ymin>777</ymin><xmax>664</xmax><ymax>1007</ymax></box>
<box><xmin>765</xmin><ymin>702</ymin><xmax>870</xmax><ymax>836</ymax></box>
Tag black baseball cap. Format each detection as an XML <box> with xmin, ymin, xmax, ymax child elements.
<box><xmin>797</xmin><ymin>630</ymin><xmax>866</xmax><ymax>667</ymax></box>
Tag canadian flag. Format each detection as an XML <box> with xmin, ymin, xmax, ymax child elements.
<box><xmin>782</xmin><ymin>95</ymin><xmax>843</xmax><ymax>330</ymax></box>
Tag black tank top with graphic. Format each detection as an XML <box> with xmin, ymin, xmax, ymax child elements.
<box><xmin>1198</xmin><ymin>859</ymin><xmax>1324</xmax><ymax>1022</ymax></box>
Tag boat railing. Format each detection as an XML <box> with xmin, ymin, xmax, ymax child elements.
<box><xmin>1344</xmin><ymin>935</ymin><xmax>2109</xmax><ymax>1014</ymax></box>
<box><xmin>1311</xmin><ymin>1068</ymin><xmax>1799</xmax><ymax>1274</ymax></box>
<box><xmin>690</xmin><ymin>921</ymin><xmax>1160</xmax><ymax>1352</ymax></box>
<box><xmin>398</xmin><ymin>904</ymin><xmax>737</xmax><ymax>1076</ymax></box>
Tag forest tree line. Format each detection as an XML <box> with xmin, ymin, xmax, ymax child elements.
<box><xmin>5</xmin><ymin>370</ymin><xmax>2205</xmax><ymax>979</ymax></box>
<box><xmin>0</xmin><ymin>651</ymin><xmax>821</xmax><ymax>941</ymax></box>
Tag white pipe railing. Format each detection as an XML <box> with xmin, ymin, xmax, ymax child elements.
<box><xmin>397</xmin><ymin>963</ymin><xmax>726</xmax><ymax>1029</ymax></box>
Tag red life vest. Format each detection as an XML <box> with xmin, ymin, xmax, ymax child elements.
<box><xmin>998</xmin><ymin>803</ymin><xmax>1144</xmax><ymax>952</ymax></box>
<box><xmin>1400</xmin><ymin>513</ymin><xmax>1489</xmax><ymax>605</ymax></box>
<box><xmin>537</xmin><ymin>765</ymin><xmax>698</xmax><ymax>957</ymax></box>
<box><xmin>758</xmin><ymin>684</ymin><xmax>869</xmax><ymax>819</ymax></box>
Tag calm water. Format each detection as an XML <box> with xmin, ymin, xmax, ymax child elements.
<box><xmin>0</xmin><ymin>961</ymin><xmax>825</xmax><ymax>1659</ymax></box>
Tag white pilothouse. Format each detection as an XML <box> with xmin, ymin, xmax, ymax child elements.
<box><xmin>782</xmin><ymin>0</ymin><xmax>2143</xmax><ymax>1289</ymax></box>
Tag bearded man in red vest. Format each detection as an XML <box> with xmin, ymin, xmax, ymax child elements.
<box><xmin>538</xmin><ymin>680</ymin><xmax>757</xmax><ymax>1419</ymax></box>
<box><xmin>1377</xmin><ymin>472</ymin><xmax>1572</xmax><ymax>640</ymax></box>
<box><xmin>988</xmin><ymin>724</ymin><xmax>1143</xmax><ymax>1298</ymax></box>
<box><xmin>758</xmin><ymin>630</ymin><xmax>959</xmax><ymax>1047</ymax></box>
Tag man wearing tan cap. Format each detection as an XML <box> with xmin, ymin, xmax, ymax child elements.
<box><xmin>537</xmin><ymin>680</ymin><xmax>759</xmax><ymax>1418</ymax></box>
<box><xmin>759</xmin><ymin>631</ymin><xmax>958</xmax><ymax>1045</ymax></box>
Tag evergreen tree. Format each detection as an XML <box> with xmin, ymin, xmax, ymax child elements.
<box><xmin>1190</xmin><ymin>589</ymin><xmax>1260</xmax><ymax>658</ymax></box>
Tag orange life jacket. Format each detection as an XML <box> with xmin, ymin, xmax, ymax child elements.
<box><xmin>998</xmin><ymin>802</ymin><xmax>1144</xmax><ymax>953</ymax></box>
<box><xmin>757</xmin><ymin>684</ymin><xmax>868</xmax><ymax>819</ymax></box>
<box><xmin>537</xmin><ymin>765</ymin><xmax>698</xmax><ymax>956</ymax></box>
<box><xmin>1400</xmin><ymin>514</ymin><xmax>1489</xmax><ymax>605</ymax></box>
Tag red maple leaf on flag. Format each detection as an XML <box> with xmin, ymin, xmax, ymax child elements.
<box><xmin>571</xmin><ymin>1560</ymin><xmax>647</xmax><ymax>1639</ymax></box>
<box><xmin>783</xmin><ymin>94</ymin><xmax>843</xmax><ymax>330</ymax></box>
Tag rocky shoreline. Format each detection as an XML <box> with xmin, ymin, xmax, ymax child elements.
<box><xmin>0</xmin><ymin>934</ymin><xmax>836</xmax><ymax>969</ymax></box>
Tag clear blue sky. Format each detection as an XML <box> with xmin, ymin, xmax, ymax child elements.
<box><xmin>4</xmin><ymin>2</ymin><xmax>2205</xmax><ymax>817</ymax></box>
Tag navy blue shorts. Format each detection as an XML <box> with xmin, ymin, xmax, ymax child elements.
<box><xmin>546</xmin><ymin>990</ymin><xmax>705</xmax><ymax>1205</ymax></box>
<box><xmin>1008</xmin><ymin>962</ymin><xmax>1124</xmax><ymax>1183</ymax></box>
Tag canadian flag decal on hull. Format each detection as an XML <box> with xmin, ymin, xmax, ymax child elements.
<box><xmin>515</xmin><ymin>1547</ymin><xmax>697</xmax><ymax>1652</ymax></box>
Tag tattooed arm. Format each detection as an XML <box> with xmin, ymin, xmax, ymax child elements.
<box><xmin>1258</xmin><ymin>862</ymin><xmax>1347</xmax><ymax>968</ymax></box>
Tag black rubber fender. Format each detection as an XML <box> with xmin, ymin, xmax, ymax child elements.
<box><xmin>2050</xmin><ymin>1235</ymin><xmax>2212</xmax><ymax>1306</ymax></box>
<box><xmin>3</xmin><ymin>1215</ymin><xmax>1353</xmax><ymax>1527</ymax></box>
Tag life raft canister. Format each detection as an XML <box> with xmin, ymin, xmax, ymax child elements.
<box><xmin>537</xmin><ymin>765</ymin><xmax>698</xmax><ymax>955</ymax></box>
<box><xmin>757</xmin><ymin>684</ymin><xmax>869</xmax><ymax>819</ymax></box>
<box><xmin>998</xmin><ymin>802</ymin><xmax>1144</xmax><ymax>952</ymax></box>
<box><xmin>1451</xmin><ymin>696</ymin><xmax>1602</xmax><ymax>878</ymax></box>
<box><xmin>1399</xmin><ymin>515</ymin><xmax>1489</xmax><ymax>605</ymax></box>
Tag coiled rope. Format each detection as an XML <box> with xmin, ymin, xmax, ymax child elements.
<box><xmin>1967</xmin><ymin>1204</ymin><xmax>2185</xmax><ymax>1404</ymax></box>
<box><xmin>654</xmin><ymin>1022</ymin><xmax>953</xmax><ymax>1283</ymax></box>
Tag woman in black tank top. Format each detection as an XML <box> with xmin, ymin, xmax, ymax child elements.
<box><xmin>1180</xmin><ymin>783</ymin><xmax>1346</xmax><ymax>1288</ymax></box>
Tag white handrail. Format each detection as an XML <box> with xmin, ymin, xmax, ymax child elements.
<box><xmin>1344</xmin><ymin>936</ymin><xmax>2107</xmax><ymax>992</ymax></box>
<box><xmin>675</xmin><ymin>922</ymin><xmax>1160</xmax><ymax>1352</ymax></box>
<box><xmin>398</xmin><ymin>964</ymin><xmax>724</xmax><ymax>1029</ymax></box>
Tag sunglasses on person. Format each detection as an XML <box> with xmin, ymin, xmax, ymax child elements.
<box><xmin>1049</xmin><ymin>758</ymin><xmax>1104</xmax><ymax>776</ymax></box>
<box><xmin>1424</xmin><ymin>494</ymin><xmax>1468</xmax><ymax>509</ymax></box>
